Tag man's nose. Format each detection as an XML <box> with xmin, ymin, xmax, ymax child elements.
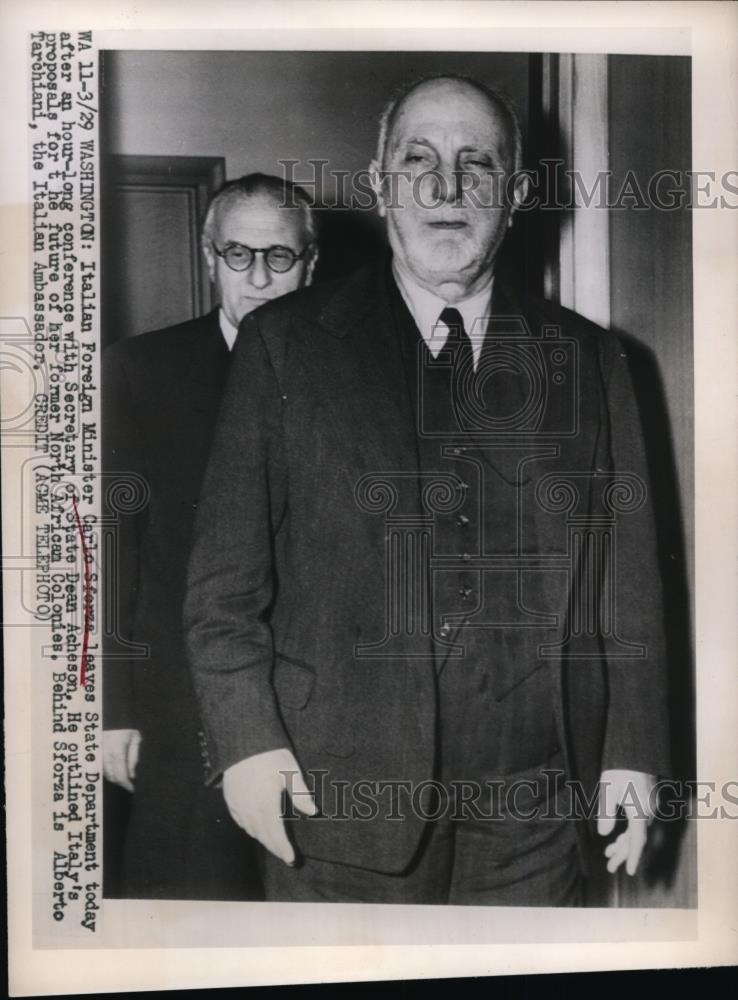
<box><xmin>247</xmin><ymin>253</ymin><xmax>272</xmax><ymax>289</ymax></box>
<box><xmin>430</xmin><ymin>166</ymin><xmax>463</xmax><ymax>205</ymax></box>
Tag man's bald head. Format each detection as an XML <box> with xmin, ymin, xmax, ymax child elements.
<box><xmin>376</xmin><ymin>74</ymin><xmax>523</xmax><ymax>175</ymax></box>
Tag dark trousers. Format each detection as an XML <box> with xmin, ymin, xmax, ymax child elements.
<box><xmin>261</xmin><ymin>657</ymin><xmax>582</xmax><ymax>905</ymax></box>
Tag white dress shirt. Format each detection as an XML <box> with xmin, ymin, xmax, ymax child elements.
<box><xmin>392</xmin><ymin>261</ymin><xmax>494</xmax><ymax>370</ymax></box>
<box><xmin>218</xmin><ymin>309</ymin><xmax>238</xmax><ymax>351</ymax></box>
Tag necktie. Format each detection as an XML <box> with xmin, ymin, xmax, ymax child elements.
<box><xmin>439</xmin><ymin>308</ymin><xmax>476</xmax><ymax>430</ymax></box>
<box><xmin>439</xmin><ymin>307</ymin><xmax>474</xmax><ymax>375</ymax></box>
<box><xmin>438</xmin><ymin>306</ymin><xmax>474</xmax><ymax>368</ymax></box>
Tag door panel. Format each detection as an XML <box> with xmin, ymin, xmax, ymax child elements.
<box><xmin>101</xmin><ymin>154</ymin><xmax>225</xmax><ymax>349</ymax></box>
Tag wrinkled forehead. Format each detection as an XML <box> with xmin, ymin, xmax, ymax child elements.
<box><xmin>215</xmin><ymin>193</ymin><xmax>308</xmax><ymax>244</ymax></box>
<box><xmin>388</xmin><ymin>80</ymin><xmax>514</xmax><ymax>159</ymax></box>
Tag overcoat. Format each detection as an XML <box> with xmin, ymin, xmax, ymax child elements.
<box><xmin>185</xmin><ymin>262</ymin><xmax>670</xmax><ymax>875</ymax></box>
<box><xmin>103</xmin><ymin>310</ymin><xmax>262</xmax><ymax>899</ymax></box>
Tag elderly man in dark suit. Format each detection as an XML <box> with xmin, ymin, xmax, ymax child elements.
<box><xmin>102</xmin><ymin>172</ymin><xmax>318</xmax><ymax>898</ymax></box>
<box><xmin>185</xmin><ymin>77</ymin><xmax>670</xmax><ymax>904</ymax></box>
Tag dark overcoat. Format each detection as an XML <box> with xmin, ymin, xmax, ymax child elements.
<box><xmin>185</xmin><ymin>263</ymin><xmax>670</xmax><ymax>876</ymax></box>
<box><xmin>103</xmin><ymin>310</ymin><xmax>262</xmax><ymax>899</ymax></box>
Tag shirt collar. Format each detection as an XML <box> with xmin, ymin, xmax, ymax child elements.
<box><xmin>391</xmin><ymin>259</ymin><xmax>494</xmax><ymax>364</ymax></box>
<box><xmin>218</xmin><ymin>308</ymin><xmax>238</xmax><ymax>351</ymax></box>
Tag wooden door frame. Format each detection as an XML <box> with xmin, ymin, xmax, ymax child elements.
<box><xmin>101</xmin><ymin>154</ymin><xmax>225</xmax><ymax>348</ymax></box>
<box><xmin>529</xmin><ymin>53</ymin><xmax>610</xmax><ymax>327</ymax></box>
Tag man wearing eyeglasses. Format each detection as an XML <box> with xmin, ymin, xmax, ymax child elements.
<box><xmin>202</xmin><ymin>179</ymin><xmax>318</xmax><ymax>344</ymax></box>
<box><xmin>102</xmin><ymin>173</ymin><xmax>318</xmax><ymax>899</ymax></box>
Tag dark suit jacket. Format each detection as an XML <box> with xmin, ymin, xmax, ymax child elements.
<box><xmin>103</xmin><ymin>311</ymin><xmax>261</xmax><ymax>898</ymax></box>
<box><xmin>103</xmin><ymin>310</ymin><xmax>230</xmax><ymax>741</ymax></box>
<box><xmin>185</xmin><ymin>262</ymin><xmax>671</xmax><ymax>875</ymax></box>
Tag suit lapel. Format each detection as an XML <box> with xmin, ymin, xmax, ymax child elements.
<box><xmin>153</xmin><ymin>310</ymin><xmax>231</xmax><ymax>479</ymax></box>
<box><xmin>178</xmin><ymin>309</ymin><xmax>230</xmax><ymax>415</ymax></box>
<box><xmin>183</xmin><ymin>310</ymin><xmax>231</xmax><ymax>418</ymax></box>
<box><xmin>310</xmin><ymin>263</ymin><xmax>420</xmax><ymax>486</ymax></box>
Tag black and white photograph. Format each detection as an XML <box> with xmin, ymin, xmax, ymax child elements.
<box><xmin>100</xmin><ymin>45</ymin><xmax>696</xmax><ymax>909</ymax></box>
<box><xmin>2</xmin><ymin>1</ymin><xmax>737</xmax><ymax>994</ymax></box>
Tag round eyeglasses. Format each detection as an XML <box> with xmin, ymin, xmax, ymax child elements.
<box><xmin>212</xmin><ymin>241</ymin><xmax>313</xmax><ymax>274</ymax></box>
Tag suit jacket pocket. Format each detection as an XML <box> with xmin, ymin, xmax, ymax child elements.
<box><xmin>272</xmin><ymin>653</ymin><xmax>316</xmax><ymax>711</ymax></box>
<box><xmin>273</xmin><ymin>653</ymin><xmax>359</xmax><ymax>760</ymax></box>
<box><xmin>493</xmin><ymin>658</ymin><xmax>549</xmax><ymax>703</ymax></box>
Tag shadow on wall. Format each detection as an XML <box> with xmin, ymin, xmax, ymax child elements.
<box><xmin>312</xmin><ymin>207</ymin><xmax>387</xmax><ymax>283</ymax></box>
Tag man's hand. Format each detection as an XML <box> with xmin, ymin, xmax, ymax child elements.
<box><xmin>103</xmin><ymin>728</ymin><xmax>142</xmax><ymax>793</ymax></box>
<box><xmin>223</xmin><ymin>748</ymin><xmax>318</xmax><ymax>865</ymax></box>
<box><xmin>597</xmin><ymin>769</ymin><xmax>657</xmax><ymax>876</ymax></box>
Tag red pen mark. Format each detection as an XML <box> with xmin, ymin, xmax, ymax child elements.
<box><xmin>71</xmin><ymin>495</ymin><xmax>92</xmax><ymax>688</ymax></box>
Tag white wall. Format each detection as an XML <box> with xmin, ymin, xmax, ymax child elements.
<box><xmin>101</xmin><ymin>49</ymin><xmax>530</xmax><ymax>204</ymax></box>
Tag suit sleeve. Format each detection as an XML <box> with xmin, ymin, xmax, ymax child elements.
<box><xmin>102</xmin><ymin>345</ymin><xmax>147</xmax><ymax>732</ymax></box>
<box><xmin>597</xmin><ymin>332</ymin><xmax>671</xmax><ymax>778</ymax></box>
<box><xmin>184</xmin><ymin>315</ymin><xmax>290</xmax><ymax>780</ymax></box>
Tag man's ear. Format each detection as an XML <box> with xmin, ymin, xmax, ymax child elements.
<box><xmin>304</xmin><ymin>246</ymin><xmax>319</xmax><ymax>286</ymax></box>
<box><xmin>507</xmin><ymin>171</ymin><xmax>531</xmax><ymax>229</ymax></box>
<box><xmin>202</xmin><ymin>239</ymin><xmax>216</xmax><ymax>283</ymax></box>
<box><xmin>369</xmin><ymin>159</ymin><xmax>386</xmax><ymax>218</ymax></box>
